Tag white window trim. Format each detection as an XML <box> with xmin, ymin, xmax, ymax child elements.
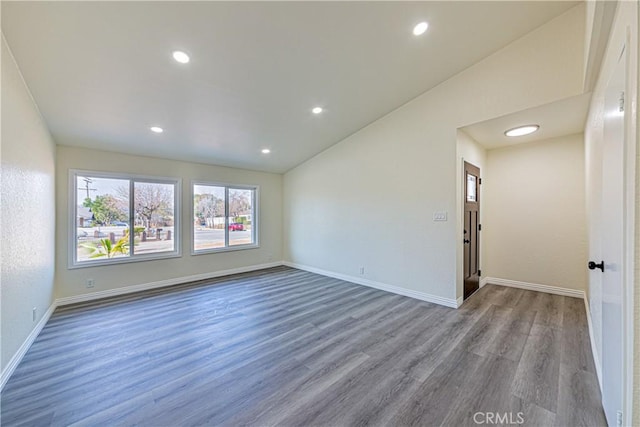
<box><xmin>68</xmin><ymin>169</ymin><xmax>182</xmax><ymax>269</ymax></box>
<box><xmin>191</xmin><ymin>180</ymin><xmax>259</xmax><ymax>255</ymax></box>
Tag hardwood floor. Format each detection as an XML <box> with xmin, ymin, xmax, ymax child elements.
<box><xmin>1</xmin><ymin>267</ymin><xmax>606</xmax><ymax>426</ymax></box>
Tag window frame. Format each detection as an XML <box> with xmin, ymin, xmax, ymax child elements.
<box><xmin>191</xmin><ymin>180</ymin><xmax>259</xmax><ymax>255</ymax></box>
<box><xmin>68</xmin><ymin>169</ymin><xmax>182</xmax><ymax>269</ymax></box>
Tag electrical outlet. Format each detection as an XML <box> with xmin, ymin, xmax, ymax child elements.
<box><xmin>32</xmin><ymin>307</ymin><xmax>37</xmax><ymax>322</ymax></box>
<box><xmin>86</xmin><ymin>278</ymin><xmax>95</xmax><ymax>288</ymax></box>
<box><xmin>359</xmin><ymin>266</ymin><xmax>365</xmax><ymax>275</ymax></box>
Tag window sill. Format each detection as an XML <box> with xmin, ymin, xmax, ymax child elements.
<box><xmin>69</xmin><ymin>251</ymin><xmax>182</xmax><ymax>269</ymax></box>
<box><xmin>191</xmin><ymin>244</ymin><xmax>259</xmax><ymax>256</ymax></box>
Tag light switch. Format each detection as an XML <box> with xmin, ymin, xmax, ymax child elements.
<box><xmin>433</xmin><ymin>211</ymin><xmax>448</xmax><ymax>221</ymax></box>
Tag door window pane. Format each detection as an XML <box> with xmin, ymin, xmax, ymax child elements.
<box><xmin>467</xmin><ymin>174</ymin><xmax>477</xmax><ymax>202</ymax></box>
<box><xmin>134</xmin><ymin>182</ymin><xmax>175</xmax><ymax>255</ymax></box>
<box><xmin>76</xmin><ymin>176</ymin><xmax>130</xmax><ymax>262</ymax></box>
<box><xmin>194</xmin><ymin>185</ymin><xmax>226</xmax><ymax>251</ymax></box>
<box><xmin>229</xmin><ymin>188</ymin><xmax>254</xmax><ymax>246</ymax></box>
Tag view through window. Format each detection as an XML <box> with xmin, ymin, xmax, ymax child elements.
<box><xmin>193</xmin><ymin>183</ymin><xmax>256</xmax><ymax>252</ymax></box>
<box><xmin>73</xmin><ymin>172</ymin><xmax>179</xmax><ymax>266</ymax></box>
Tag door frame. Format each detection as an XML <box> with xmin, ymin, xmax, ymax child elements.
<box><xmin>590</xmin><ymin>21</ymin><xmax>637</xmax><ymax>425</ymax></box>
<box><xmin>619</xmin><ymin>26</ymin><xmax>637</xmax><ymax>425</ymax></box>
<box><xmin>456</xmin><ymin>154</ymin><xmax>483</xmax><ymax>306</ymax></box>
<box><xmin>462</xmin><ymin>161</ymin><xmax>481</xmax><ymax>300</ymax></box>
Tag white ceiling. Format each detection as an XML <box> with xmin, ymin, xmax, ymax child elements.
<box><xmin>461</xmin><ymin>93</ymin><xmax>591</xmax><ymax>149</ymax></box>
<box><xmin>2</xmin><ymin>1</ymin><xmax>577</xmax><ymax>173</ymax></box>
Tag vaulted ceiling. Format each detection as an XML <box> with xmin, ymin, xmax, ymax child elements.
<box><xmin>3</xmin><ymin>1</ymin><xmax>577</xmax><ymax>173</ymax></box>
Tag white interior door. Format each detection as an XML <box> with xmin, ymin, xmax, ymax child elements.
<box><xmin>598</xmin><ymin>45</ymin><xmax>626</xmax><ymax>427</ymax></box>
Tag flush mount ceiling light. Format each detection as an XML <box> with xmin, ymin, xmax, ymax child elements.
<box><xmin>172</xmin><ymin>51</ymin><xmax>190</xmax><ymax>64</ymax></box>
<box><xmin>504</xmin><ymin>125</ymin><xmax>539</xmax><ymax>137</ymax></box>
<box><xmin>413</xmin><ymin>22</ymin><xmax>429</xmax><ymax>36</ymax></box>
<box><xmin>261</xmin><ymin>148</ymin><xmax>271</xmax><ymax>154</ymax></box>
<box><xmin>312</xmin><ymin>107</ymin><xmax>323</xmax><ymax>114</ymax></box>
<box><xmin>150</xmin><ymin>126</ymin><xmax>164</xmax><ymax>133</ymax></box>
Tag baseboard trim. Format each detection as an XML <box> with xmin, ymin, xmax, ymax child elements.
<box><xmin>284</xmin><ymin>261</ymin><xmax>458</xmax><ymax>308</ymax></box>
<box><xmin>484</xmin><ymin>277</ymin><xmax>585</xmax><ymax>299</ymax></box>
<box><xmin>56</xmin><ymin>261</ymin><xmax>285</xmax><ymax>306</ymax></box>
<box><xmin>583</xmin><ymin>295</ymin><xmax>603</xmax><ymax>390</ymax></box>
<box><xmin>480</xmin><ymin>277</ymin><xmax>489</xmax><ymax>288</ymax></box>
<box><xmin>0</xmin><ymin>301</ymin><xmax>57</xmax><ymax>391</ymax></box>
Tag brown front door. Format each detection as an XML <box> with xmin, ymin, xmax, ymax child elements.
<box><xmin>463</xmin><ymin>161</ymin><xmax>481</xmax><ymax>299</ymax></box>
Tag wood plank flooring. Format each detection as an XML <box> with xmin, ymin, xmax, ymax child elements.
<box><xmin>1</xmin><ymin>267</ymin><xmax>606</xmax><ymax>426</ymax></box>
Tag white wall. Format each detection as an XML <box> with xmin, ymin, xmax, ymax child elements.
<box><xmin>583</xmin><ymin>1</ymin><xmax>638</xmax><ymax>423</ymax></box>
<box><xmin>484</xmin><ymin>134</ymin><xmax>587</xmax><ymax>292</ymax></box>
<box><xmin>456</xmin><ymin>130</ymin><xmax>486</xmax><ymax>300</ymax></box>
<box><xmin>283</xmin><ymin>5</ymin><xmax>585</xmax><ymax>304</ymax></box>
<box><xmin>636</xmin><ymin>0</ymin><xmax>640</xmax><ymax>418</ymax></box>
<box><xmin>55</xmin><ymin>146</ymin><xmax>282</xmax><ymax>298</ymax></box>
<box><xmin>1</xmin><ymin>37</ymin><xmax>56</xmax><ymax>373</ymax></box>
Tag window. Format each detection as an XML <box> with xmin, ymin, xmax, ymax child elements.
<box><xmin>192</xmin><ymin>182</ymin><xmax>258</xmax><ymax>253</ymax></box>
<box><xmin>466</xmin><ymin>173</ymin><xmax>477</xmax><ymax>202</ymax></box>
<box><xmin>71</xmin><ymin>170</ymin><xmax>180</xmax><ymax>268</ymax></box>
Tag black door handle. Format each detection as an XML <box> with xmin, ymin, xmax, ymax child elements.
<box><xmin>463</xmin><ymin>239</ymin><xmax>470</xmax><ymax>244</ymax></box>
<box><xmin>588</xmin><ymin>261</ymin><xmax>604</xmax><ymax>272</ymax></box>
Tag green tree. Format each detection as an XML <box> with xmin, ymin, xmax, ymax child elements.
<box><xmin>83</xmin><ymin>195</ymin><xmax>127</xmax><ymax>225</ymax></box>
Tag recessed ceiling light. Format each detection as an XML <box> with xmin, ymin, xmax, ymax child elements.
<box><xmin>312</xmin><ymin>107</ymin><xmax>323</xmax><ymax>114</ymax></box>
<box><xmin>150</xmin><ymin>126</ymin><xmax>164</xmax><ymax>133</ymax></box>
<box><xmin>504</xmin><ymin>125</ymin><xmax>539</xmax><ymax>137</ymax></box>
<box><xmin>413</xmin><ymin>22</ymin><xmax>429</xmax><ymax>36</ymax></box>
<box><xmin>261</xmin><ymin>148</ymin><xmax>271</xmax><ymax>154</ymax></box>
<box><xmin>172</xmin><ymin>51</ymin><xmax>190</xmax><ymax>64</ymax></box>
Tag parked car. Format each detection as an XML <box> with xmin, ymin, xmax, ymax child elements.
<box><xmin>112</xmin><ymin>221</ymin><xmax>128</xmax><ymax>227</ymax></box>
<box><xmin>229</xmin><ymin>222</ymin><xmax>244</xmax><ymax>231</ymax></box>
<box><xmin>77</xmin><ymin>230</ymin><xmax>88</xmax><ymax>240</ymax></box>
